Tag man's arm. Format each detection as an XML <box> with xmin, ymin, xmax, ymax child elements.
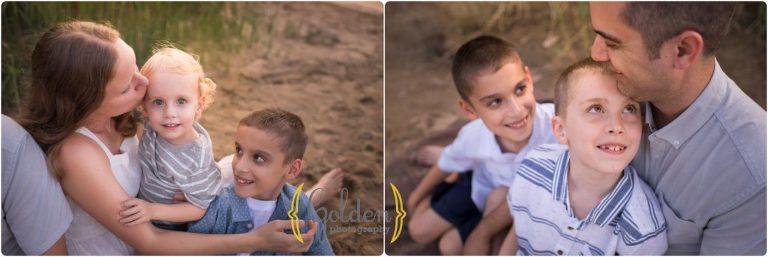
<box><xmin>1</xmin><ymin>120</ymin><xmax>72</xmax><ymax>255</ymax></box>
<box><xmin>41</xmin><ymin>236</ymin><xmax>67</xmax><ymax>255</ymax></box>
<box><xmin>701</xmin><ymin>187</ymin><xmax>766</xmax><ymax>255</ymax></box>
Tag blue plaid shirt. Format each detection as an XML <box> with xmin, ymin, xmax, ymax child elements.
<box><xmin>188</xmin><ymin>183</ymin><xmax>334</xmax><ymax>255</ymax></box>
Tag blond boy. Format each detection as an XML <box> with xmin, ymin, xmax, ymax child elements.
<box><xmin>501</xmin><ymin>58</ymin><xmax>667</xmax><ymax>255</ymax></box>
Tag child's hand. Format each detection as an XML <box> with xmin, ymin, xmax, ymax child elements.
<box><xmin>119</xmin><ymin>198</ymin><xmax>154</xmax><ymax>226</ymax></box>
<box><xmin>172</xmin><ymin>191</ymin><xmax>187</xmax><ymax>203</ymax></box>
<box><xmin>406</xmin><ymin>193</ymin><xmax>422</xmax><ymax>213</ymax></box>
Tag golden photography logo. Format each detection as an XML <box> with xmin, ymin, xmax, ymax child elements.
<box><xmin>289</xmin><ymin>183</ymin><xmax>305</xmax><ymax>244</ymax></box>
<box><xmin>389</xmin><ymin>182</ymin><xmax>406</xmax><ymax>243</ymax></box>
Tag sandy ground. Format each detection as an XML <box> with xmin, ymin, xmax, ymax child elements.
<box><xmin>198</xmin><ymin>3</ymin><xmax>383</xmax><ymax>255</ymax></box>
<box><xmin>384</xmin><ymin>3</ymin><xmax>765</xmax><ymax>255</ymax></box>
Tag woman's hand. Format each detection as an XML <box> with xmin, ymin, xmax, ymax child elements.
<box><xmin>120</xmin><ymin>198</ymin><xmax>155</xmax><ymax>226</ymax></box>
<box><xmin>250</xmin><ymin>220</ymin><xmax>317</xmax><ymax>253</ymax></box>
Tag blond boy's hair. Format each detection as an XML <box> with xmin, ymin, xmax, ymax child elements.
<box><xmin>553</xmin><ymin>58</ymin><xmax>613</xmax><ymax>117</ymax></box>
<box><xmin>140</xmin><ymin>46</ymin><xmax>217</xmax><ymax>111</ymax></box>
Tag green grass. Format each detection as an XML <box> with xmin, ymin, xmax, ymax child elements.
<box><xmin>1</xmin><ymin>2</ymin><xmax>268</xmax><ymax>114</ymax></box>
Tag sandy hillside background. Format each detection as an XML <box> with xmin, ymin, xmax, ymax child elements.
<box><xmin>384</xmin><ymin>2</ymin><xmax>765</xmax><ymax>254</ymax></box>
<box><xmin>199</xmin><ymin>3</ymin><xmax>383</xmax><ymax>255</ymax></box>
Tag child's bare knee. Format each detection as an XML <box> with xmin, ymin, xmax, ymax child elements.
<box><xmin>408</xmin><ymin>218</ymin><xmax>434</xmax><ymax>243</ymax></box>
<box><xmin>484</xmin><ymin>186</ymin><xmax>509</xmax><ymax>214</ymax></box>
<box><xmin>438</xmin><ymin>230</ymin><xmax>463</xmax><ymax>255</ymax></box>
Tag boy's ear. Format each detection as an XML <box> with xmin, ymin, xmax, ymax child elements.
<box><xmin>458</xmin><ymin>100</ymin><xmax>478</xmax><ymax>120</ymax></box>
<box><xmin>285</xmin><ymin>159</ymin><xmax>304</xmax><ymax>180</ymax></box>
<box><xmin>551</xmin><ymin>116</ymin><xmax>569</xmax><ymax>145</ymax></box>
<box><xmin>195</xmin><ymin>98</ymin><xmax>206</xmax><ymax>120</ymax></box>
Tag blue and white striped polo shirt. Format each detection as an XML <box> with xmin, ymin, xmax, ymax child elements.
<box><xmin>508</xmin><ymin>144</ymin><xmax>667</xmax><ymax>255</ymax></box>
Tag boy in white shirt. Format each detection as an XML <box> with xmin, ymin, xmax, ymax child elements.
<box><xmin>406</xmin><ymin>35</ymin><xmax>557</xmax><ymax>254</ymax></box>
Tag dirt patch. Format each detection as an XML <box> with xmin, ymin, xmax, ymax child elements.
<box><xmin>199</xmin><ymin>3</ymin><xmax>383</xmax><ymax>255</ymax></box>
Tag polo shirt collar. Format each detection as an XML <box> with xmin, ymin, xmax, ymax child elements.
<box><xmin>645</xmin><ymin>60</ymin><xmax>727</xmax><ymax>149</ymax></box>
<box><xmin>551</xmin><ymin>150</ymin><xmax>636</xmax><ymax>227</ymax></box>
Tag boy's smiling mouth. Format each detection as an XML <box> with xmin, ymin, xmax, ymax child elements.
<box><xmin>504</xmin><ymin>115</ymin><xmax>529</xmax><ymax>129</ymax></box>
<box><xmin>597</xmin><ymin>143</ymin><xmax>628</xmax><ymax>154</ymax></box>
<box><xmin>235</xmin><ymin>175</ymin><xmax>255</xmax><ymax>185</ymax></box>
<box><xmin>162</xmin><ymin>123</ymin><xmax>181</xmax><ymax>128</ymax></box>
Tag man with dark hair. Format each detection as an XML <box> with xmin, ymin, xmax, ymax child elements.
<box><xmin>590</xmin><ymin>2</ymin><xmax>766</xmax><ymax>255</ymax></box>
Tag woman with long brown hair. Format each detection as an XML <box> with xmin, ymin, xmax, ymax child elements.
<box><xmin>15</xmin><ymin>20</ymin><xmax>316</xmax><ymax>255</ymax></box>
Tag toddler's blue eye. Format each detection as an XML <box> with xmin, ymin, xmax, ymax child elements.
<box><xmin>177</xmin><ymin>99</ymin><xmax>187</xmax><ymax>105</ymax></box>
<box><xmin>152</xmin><ymin>99</ymin><xmax>164</xmax><ymax>106</ymax></box>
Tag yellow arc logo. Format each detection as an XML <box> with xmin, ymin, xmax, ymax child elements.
<box><xmin>289</xmin><ymin>183</ymin><xmax>305</xmax><ymax>244</ymax></box>
<box><xmin>389</xmin><ymin>182</ymin><xmax>406</xmax><ymax>243</ymax></box>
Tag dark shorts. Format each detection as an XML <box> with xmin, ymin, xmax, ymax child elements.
<box><xmin>430</xmin><ymin>171</ymin><xmax>482</xmax><ymax>242</ymax></box>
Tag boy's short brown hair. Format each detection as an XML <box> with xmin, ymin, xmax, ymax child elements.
<box><xmin>239</xmin><ymin>108</ymin><xmax>308</xmax><ymax>164</ymax></box>
<box><xmin>553</xmin><ymin>58</ymin><xmax>612</xmax><ymax>117</ymax></box>
<box><xmin>452</xmin><ymin>35</ymin><xmax>523</xmax><ymax>102</ymax></box>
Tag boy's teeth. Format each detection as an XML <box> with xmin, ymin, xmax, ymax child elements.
<box><xmin>599</xmin><ymin>145</ymin><xmax>626</xmax><ymax>151</ymax></box>
<box><xmin>236</xmin><ymin>177</ymin><xmax>254</xmax><ymax>184</ymax></box>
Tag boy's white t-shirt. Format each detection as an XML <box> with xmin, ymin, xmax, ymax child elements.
<box><xmin>238</xmin><ymin>198</ymin><xmax>277</xmax><ymax>256</ymax></box>
<box><xmin>436</xmin><ymin>103</ymin><xmax>557</xmax><ymax>210</ymax></box>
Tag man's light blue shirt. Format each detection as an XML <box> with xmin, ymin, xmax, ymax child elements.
<box><xmin>632</xmin><ymin>60</ymin><xmax>766</xmax><ymax>255</ymax></box>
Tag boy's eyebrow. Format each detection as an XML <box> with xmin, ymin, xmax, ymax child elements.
<box><xmin>478</xmin><ymin>93</ymin><xmax>500</xmax><ymax>102</ymax></box>
<box><xmin>593</xmin><ymin>29</ymin><xmax>622</xmax><ymax>44</ymax></box>
<box><xmin>234</xmin><ymin>141</ymin><xmax>273</xmax><ymax>159</ymax></box>
<box><xmin>581</xmin><ymin>97</ymin><xmax>608</xmax><ymax>104</ymax></box>
<box><xmin>477</xmin><ymin>77</ymin><xmax>527</xmax><ymax>102</ymax></box>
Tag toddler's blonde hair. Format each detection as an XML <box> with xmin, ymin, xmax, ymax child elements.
<box><xmin>140</xmin><ymin>46</ymin><xmax>217</xmax><ymax>111</ymax></box>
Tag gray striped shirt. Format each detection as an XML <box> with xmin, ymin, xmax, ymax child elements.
<box><xmin>138</xmin><ymin>122</ymin><xmax>222</xmax><ymax>225</ymax></box>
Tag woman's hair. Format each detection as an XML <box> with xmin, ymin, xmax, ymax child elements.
<box><xmin>140</xmin><ymin>46</ymin><xmax>217</xmax><ymax>113</ymax></box>
<box><xmin>16</xmin><ymin>20</ymin><xmax>138</xmax><ymax>176</ymax></box>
